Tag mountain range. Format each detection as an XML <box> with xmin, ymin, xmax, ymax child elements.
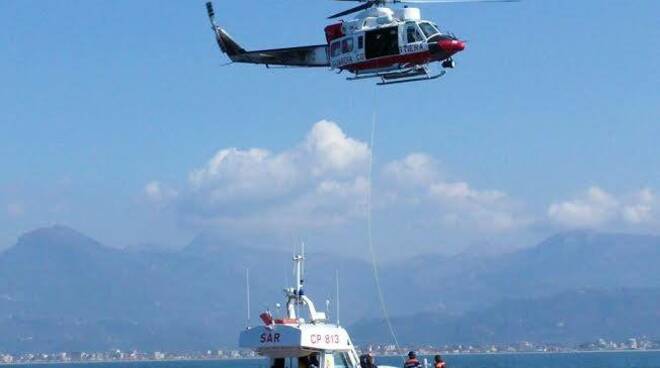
<box><xmin>0</xmin><ymin>226</ymin><xmax>658</xmax><ymax>352</ymax></box>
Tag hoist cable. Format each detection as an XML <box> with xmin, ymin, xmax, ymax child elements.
<box><xmin>366</xmin><ymin>107</ymin><xmax>402</xmax><ymax>357</ymax></box>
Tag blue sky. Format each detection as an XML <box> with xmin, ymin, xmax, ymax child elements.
<box><xmin>1</xmin><ymin>0</ymin><xmax>659</xmax><ymax>257</ymax></box>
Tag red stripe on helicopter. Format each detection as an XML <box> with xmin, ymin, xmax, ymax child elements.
<box><xmin>344</xmin><ymin>51</ymin><xmax>435</xmax><ymax>72</ymax></box>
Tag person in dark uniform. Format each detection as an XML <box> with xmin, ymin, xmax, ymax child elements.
<box><xmin>403</xmin><ymin>351</ymin><xmax>421</xmax><ymax>368</ymax></box>
<box><xmin>308</xmin><ymin>353</ymin><xmax>320</xmax><ymax>368</ymax></box>
<box><xmin>360</xmin><ymin>353</ymin><xmax>377</xmax><ymax>368</ymax></box>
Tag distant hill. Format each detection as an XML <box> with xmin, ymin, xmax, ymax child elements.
<box><xmin>0</xmin><ymin>226</ymin><xmax>377</xmax><ymax>352</ymax></box>
<box><xmin>351</xmin><ymin>288</ymin><xmax>660</xmax><ymax>345</ymax></box>
<box><xmin>0</xmin><ymin>226</ymin><xmax>658</xmax><ymax>352</ymax></box>
<box><xmin>380</xmin><ymin>231</ymin><xmax>660</xmax><ymax>316</ymax></box>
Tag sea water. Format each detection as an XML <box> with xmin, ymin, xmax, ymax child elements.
<box><xmin>13</xmin><ymin>352</ymin><xmax>660</xmax><ymax>368</ymax></box>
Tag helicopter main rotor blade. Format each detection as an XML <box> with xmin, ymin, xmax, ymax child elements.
<box><xmin>331</xmin><ymin>0</ymin><xmax>519</xmax><ymax>2</ymax></box>
<box><xmin>328</xmin><ymin>1</ymin><xmax>375</xmax><ymax>19</ymax></box>
<box><xmin>395</xmin><ymin>0</ymin><xmax>519</xmax><ymax>3</ymax></box>
<box><xmin>328</xmin><ymin>0</ymin><xmax>518</xmax><ymax>19</ymax></box>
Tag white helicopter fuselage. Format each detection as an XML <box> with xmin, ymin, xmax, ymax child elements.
<box><xmin>325</xmin><ymin>7</ymin><xmax>464</xmax><ymax>74</ymax></box>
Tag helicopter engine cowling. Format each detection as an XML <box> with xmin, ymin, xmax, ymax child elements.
<box><xmin>394</xmin><ymin>7</ymin><xmax>421</xmax><ymax>21</ymax></box>
<box><xmin>324</xmin><ymin>23</ymin><xmax>344</xmax><ymax>43</ymax></box>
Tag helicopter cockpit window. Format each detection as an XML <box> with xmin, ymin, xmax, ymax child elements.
<box><xmin>419</xmin><ymin>22</ymin><xmax>440</xmax><ymax>38</ymax></box>
<box><xmin>342</xmin><ymin>38</ymin><xmax>354</xmax><ymax>53</ymax></box>
<box><xmin>330</xmin><ymin>40</ymin><xmax>342</xmax><ymax>57</ymax></box>
<box><xmin>407</xmin><ymin>26</ymin><xmax>423</xmax><ymax>43</ymax></box>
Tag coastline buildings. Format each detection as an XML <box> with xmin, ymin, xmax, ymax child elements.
<box><xmin>0</xmin><ymin>337</ymin><xmax>657</xmax><ymax>364</ymax></box>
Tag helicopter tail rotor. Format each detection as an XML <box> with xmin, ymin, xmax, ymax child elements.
<box><xmin>205</xmin><ymin>2</ymin><xmax>246</xmax><ymax>58</ymax></box>
<box><xmin>206</xmin><ymin>2</ymin><xmax>217</xmax><ymax>27</ymax></box>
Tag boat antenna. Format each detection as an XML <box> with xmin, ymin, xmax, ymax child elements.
<box><xmin>336</xmin><ymin>269</ymin><xmax>340</xmax><ymax>326</ymax></box>
<box><xmin>292</xmin><ymin>243</ymin><xmax>305</xmax><ymax>318</ymax></box>
<box><xmin>325</xmin><ymin>298</ymin><xmax>331</xmax><ymax>321</ymax></box>
<box><xmin>301</xmin><ymin>241</ymin><xmax>305</xmax><ymax>292</ymax></box>
<box><xmin>246</xmin><ymin>267</ymin><xmax>251</xmax><ymax>329</ymax></box>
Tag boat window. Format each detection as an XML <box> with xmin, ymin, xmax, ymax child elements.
<box><xmin>296</xmin><ymin>353</ymin><xmax>320</xmax><ymax>368</ymax></box>
<box><xmin>407</xmin><ymin>26</ymin><xmax>423</xmax><ymax>43</ymax></box>
<box><xmin>419</xmin><ymin>22</ymin><xmax>439</xmax><ymax>38</ymax></box>
<box><xmin>286</xmin><ymin>356</ymin><xmax>308</xmax><ymax>368</ymax></box>
<box><xmin>357</xmin><ymin>36</ymin><xmax>364</xmax><ymax>49</ymax></box>
<box><xmin>342</xmin><ymin>38</ymin><xmax>354</xmax><ymax>53</ymax></box>
<box><xmin>330</xmin><ymin>40</ymin><xmax>342</xmax><ymax>57</ymax></box>
<box><xmin>272</xmin><ymin>358</ymin><xmax>285</xmax><ymax>368</ymax></box>
<box><xmin>332</xmin><ymin>352</ymin><xmax>350</xmax><ymax>368</ymax></box>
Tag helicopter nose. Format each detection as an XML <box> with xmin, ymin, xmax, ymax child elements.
<box><xmin>437</xmin><ymin>39</ymin><xmax>466</xmax><ymax>54</ymax></box>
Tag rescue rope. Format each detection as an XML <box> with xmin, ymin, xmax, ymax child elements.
<box><xmin>366</xmin><ymin>108</ymin><xmax>402</xmax><ymax>356</ymax></box>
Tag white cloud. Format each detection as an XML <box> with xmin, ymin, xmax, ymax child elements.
<box><xmin>622</xmin><ymin>188</ymin><xmax>655</xmax><ymax>224</ymax></box>
<box><xmin>144</xmin><ymin>181</ymin><xmax>178</xmax><ymax>204</ymax></box>
<box><xmin>548</xmin><ymin>186</ymin><xmax>658</xmax><ymax>229</ymax></box>
<box><xmin>548</xmin><ymin>186</ymin><xmax>617</xmax><ymax>227</ymax></box>
<box><xmin>304</xmin><ymin>120</ymin><xmax>370</xmax><ymax>176</ymax></box>
<box><xmin>384</xmin><ymin>154</ymin><xmax>531</xmax><ymax>233</ymax></box>
<box><xmin>429</xmin><ymin>182</ymin><xmax>506</xmax><ymax>203</ymax></box>
<box><xmin>143</xmin><ymin>121</ymin><xmax>530</xmax><ymax>255</ymax></box>
<box><xmin>188</xmin><ymin>148</ymin><xmax>299</xmax><ymax>202</ymax></box>
<box><xmin>143</xmin><ymin>120</ymin><xmax>660</xmax><ymax>256</ymax></box>
<box><xmin>169</xmin><ymin>121</ymin><xmax>372</xmax><ymax>234</ymax></box>
<box><xmin>383</xmin><ymin>153</ymin><xmax>438</xmax><ymax>187</ymax></box>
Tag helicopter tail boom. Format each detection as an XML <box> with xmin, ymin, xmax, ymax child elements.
<box><xmin>216</xmin><ymin>28</ymin><xmax>247</xmax><ymax>58</ymax></box>
<box><xmin>205</xmin><ymin>2</ymin><xmax>330</xmax><ymax>68</ymax></box>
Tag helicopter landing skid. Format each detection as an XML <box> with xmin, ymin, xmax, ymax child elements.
<box><xmin>377</xmin><ymin>70</ymin><xmax>446</xmax><ymax>85</ymax></box>
<box><xmin>346</xmin><ymin>66</ymin><xmax>446</xmax><ymax>86</ymax></box>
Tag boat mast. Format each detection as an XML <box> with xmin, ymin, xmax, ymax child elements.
<box><xmin>285</xmin><ymin>247</ymin><xmax>327</xmax><ymax>323</ymax></box>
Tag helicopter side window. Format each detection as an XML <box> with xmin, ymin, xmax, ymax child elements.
<box><xmin>364</xmin><ymin>26</ymin><xmax>399</xmax><ymax>59</ymax></box>
<box><xmin>357</xmin><ymin>36</ymin><xmax>364</xmax><ymax>49</ymax></box>
<box><xmin>342</xmin><ymin>38</ymin><xmax>354</xmax><ymax>53</ymax></box>
<box><xmin>407</xmin><ymin>26</ymin><xmax>423</xmax><ymax>43</ymax></box>
<box><xmin>330</xmin><ymin>40</ymin><xmax>342</xmax><ymax>58</ymax></box>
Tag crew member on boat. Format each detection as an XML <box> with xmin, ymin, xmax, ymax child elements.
<box><xmin>308</xmin><ymin>353</ymin><xmax>320</xmax><ymax>368</ymax></box>
<box><xmin>361</xmin><ymin>353</ymin><xmax>378</xmax><ymax>368</ymax></box>
<box><xmin>434</xmin><ymin>355</ymin><xmax>446</xmax><ymax>368</ymax></box>
<box><xmin>404</xmin><ymin>351</ymin><xmax>421</xmax><ymax>368</ymax></box>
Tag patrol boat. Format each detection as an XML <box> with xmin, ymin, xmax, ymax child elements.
<box><xmin>239</xmin><ymin>253</ymin><xmax>387</xmax><ymax>368</ymax></box>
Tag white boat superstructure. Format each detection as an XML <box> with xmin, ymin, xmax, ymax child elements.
<box><xmin>239</xmin><ymin>253</ymin><xmax>373</xmax><ymax>368</ymax></box>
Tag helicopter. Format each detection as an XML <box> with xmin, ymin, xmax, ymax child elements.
<box><xmin>205</xmin><ymin>0</ymin><xmax>517</xmax><ymax>85</ymax></box>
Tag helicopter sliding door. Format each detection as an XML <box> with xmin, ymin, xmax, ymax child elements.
<box><xmin>364</xmin><ymin>26</ymin><xmax>399</xmax><ymax>59</ymax></box>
